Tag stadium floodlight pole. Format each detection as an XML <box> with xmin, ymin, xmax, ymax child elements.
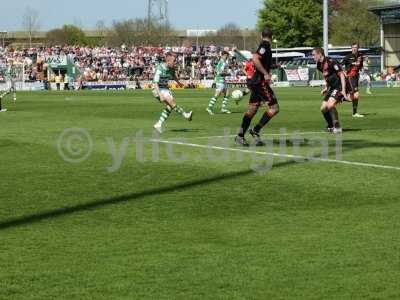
<box><xmin>165</xmin><ymin>0</ymin><xmax>169</xmax><ymax>29</ymax></box>
<box><xmin>147</xmin><ymin>0</ymin><xmax>152</xmax><ymax>32</ymax></box>
<box><xmin>273</xmin><ymin>39</ymin><xmax>278</xmax><ymax>66</ymax></box>
<box><xmin>380</xmin><ymin>16</ymin><xmax>385</xmax><ymax>72</ymax></box>
<box><xmin>323</xmin><ymin>0</ymin><xmax>329</xmax><ymax>56</ymax></box>
<box><xmin>243</xmin><ymin>28</ymin><xmax>249</xmax><ymax>50</ymax></box>
<box><xmin>196</xmin><ymin>28</ymin><xmax>199</xmax><ymax>53</ymax></box>
<box><xmin>0</xmin><ymin>31</ymin><xmax>6</xmax><ymax>48</ymax></box>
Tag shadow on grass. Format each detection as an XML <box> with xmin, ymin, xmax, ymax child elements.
<box><xmin>0</xmin><ymin>160</ymin><xmax>297</xmax><ymax>231</ymax></box>
<box><xmin>214</xmin><ymin>111</ymin><xmax>243</xmax><ymax>115</ymax></box>
<box><xmin>343</xmin><ymin>128</ymin><xmax>363</xmax><ymax>132</ymax></box>
<box><xmin>169</xmin><ymin>128</ymin><xmax>203</xmax><ymax>133</ymax></box>
<box><xmin>342</xmin><ymin>139</ymin><xmax>400</xmax><ymax>150</ymax></box>
<box><xmin>359</xmin><ymin>113</ymin><xmax>377</xmax><ymax>116</ymax></box>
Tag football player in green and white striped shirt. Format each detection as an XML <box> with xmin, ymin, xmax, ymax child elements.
<box><xmin>152</xmin><ymin>52</ymin><xmax>193</xmax><ymax>134</ymax></box>
<box><xmin>206</xmin><ymin>51</ymin><xmax>232</xmax><ymax>115</ymax></box>
<box><xmin>0</xmin><ymin>59</ymin><xmax>17</xmax><ymax>113</ymax></box>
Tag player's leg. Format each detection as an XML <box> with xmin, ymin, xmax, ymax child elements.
<box><xmin>321</xmin><ymin>101</ymin><xmax>333</xmax><ymax>132</ymax></box>
<box><xmin>0</xmin><ymin>90</ymin><xmax>9</xmax><ymax>112</ymax></box>
<box><xmin>153</xmin><ymin>89</ymin><xmax>192</xmax><ymax>133</ymax></box>
<box><xmin>0</xmin><ymin>99</ymin><xmax>7</xmax><ymax>112</ymax></box>
<box><xmin>207</xmin><ymin>84</ymin><xmax>222</xmax><ymax>115</ymax></box>
<box><xmin>154</xmin><ymin>104</ymin><xmax>173</xmax><ymax>133</ymax></box>
<box><xmin>351</xmin><ymin>77</ymin><xmax>363</xmax><ymax>118</ymax></box>
<box><xmin>0</xmin><ymin>89</ymin><xmax>10</xmax><ymax>99</ymax></box>
<box><xmin>235</xmin><ymin>102</ymin><xmax>259</xmax><ymax>146</ymax></box>
<box><xmin>11</xmin><ymin>84</ymin><xmax>16</xmax><ymax>102</ymax></box>
<box><xmin>365</xmin><ymin>74</ymin><xmax>372</xmax><ymax>94</ymax></box>
<box><xmin>235</xmin><ymin>84</ymin><xmax>260</xmax><ymax>146</ymax></box>
<box><xmin>0</xmin><ymin>96</ymin><xmax>5</xmax><ymax>112</ymax></box>
<box><xmin>221</xmin><ymin>85</ymin><xmax>231</xmax><ymax>114</ymax></box>
<box><xmin>250</xmin><ymin>103</ymin><xmax>279</xmax><ymax>146</ymax></box>
<box><xmin>326</xmin><ymin>98</ymin><xmax>342</xmax><ymax>133</ymax></box>
<box><xmin>162</xmin><ymin>89</ymin><xmax>192</xmax><ymax>120</ymax></box>
<box><xmin>352</xmin><ymin>91</ymin><xmax>364</xmax><ymax>118</ymax></box>
<box><xmin>249</xmin><ymin>84</ymin><xmax>279</xmax><ymax>146</ymax></box>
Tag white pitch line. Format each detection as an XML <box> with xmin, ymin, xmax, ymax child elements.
<box><xmin>187</xmin><ymin>128</ymin><xmax>400</xmax><ymax>140</ymax></box>
<box><xmin>151</xmin><ymin>139</ymin><xmax>400</xmax><ymax>172</ymax></box>
<box><xmin>191</xmin><ymin>131</ymin><xmax>326</xmax><ymax>140</ymax></box>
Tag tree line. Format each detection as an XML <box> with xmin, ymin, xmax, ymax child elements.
<box><xmin>21</xmin><ymin>1</ymin><xmax>381</xmax><ymax>49</ymax></box>
<box><xmin>258</xmin><ymin>0</ymin><xmax>380</xmax><ymax>47</ymax></box>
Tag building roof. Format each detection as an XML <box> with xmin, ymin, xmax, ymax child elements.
<box><xmin>369</xmin><ymin>2</ymin><xmax>400</xmax><ymax>24</ymax></box>
<box><xmin>370</xmin><ymin>3</ymin><xmax>400</xmax><ymax>11</ymax></box>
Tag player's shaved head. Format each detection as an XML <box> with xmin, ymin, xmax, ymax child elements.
<box><xmin>261</xmin><ymin>27</ymin><xmax>273</xmax><ymax>39</ymax></box>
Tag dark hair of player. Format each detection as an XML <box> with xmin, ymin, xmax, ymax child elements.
<box><xmin>261</xmin><ymin>27</ymin><xmax>273</xmax><ymax>39</ymax></box>
<box><xmin>352</xmin><ymin>42</ymin><xmax>359</xmax><ymax>47</ymax></box>
<box><xmin>221</xmin><ymin>51</ymin><xmax>229</xmax><ymax>56</ymax></box>
<box><xmin>313</xmin><ymin>47</ymin><xmax>325</xmax><ymax>56</ymax></box>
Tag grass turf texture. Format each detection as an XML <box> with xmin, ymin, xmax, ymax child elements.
<box><xmin>0</xmin><ymin>88</ymin><xmax>400</xmax><ymax>299</ymax></box>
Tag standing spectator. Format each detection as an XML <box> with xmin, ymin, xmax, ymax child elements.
<box><xmin>64</xmin><ymin>73</ymin><xmax>69</xmax><ymax>90</ymax></box>
<box><xmin>55</xmin><ymin>73</ymin><xmax>61</xmax><ymax>90</ymax></box>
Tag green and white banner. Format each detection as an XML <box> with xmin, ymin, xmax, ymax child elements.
<box><xmin>45</xmin><ymin>55</ymin><xmax>68</xmax><ymax>68</ymax></box>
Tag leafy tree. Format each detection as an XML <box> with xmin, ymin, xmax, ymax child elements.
<box><xmin>258</xmin><ymin>0</ymin><xmax>323</xmax><ymax>47</ymax></box>
<box><xmin>46</xmin><ymin>25</ymin><xmax>87</xmax><ymax>45</ymax></box>
<box><xmin>329</xmin><ymin>0</ymin><xmax>379</xmax><ymax>46</ymax></box>
<box><xmin>62</xmin><ymin>25</ymin><xmax>87</xmax><ymax>45</ymax></box>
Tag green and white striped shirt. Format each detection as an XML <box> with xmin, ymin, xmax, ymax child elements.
<box><xmin>215</xmin><ymin>59</ymin><xmax>228</xmax><ymax>84</ymax></box>
<box><xmin>153</xmin><ymin>63</ymin><xmax>176</xmax><ymax>89</ymax></box>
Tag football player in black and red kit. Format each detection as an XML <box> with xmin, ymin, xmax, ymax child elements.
<box><xmin>343</xmin><ymin>42</ymin><xmax>365</xmax><ymax>118</ymax></box>
<box><xmin>313</xmin><ymin>47</ymin><xmax>348</xmax><ymax>134</ymax></box>
<box><xmin>235</xmin><ymin>27</ymin><xmax>280</xmax><ymax>146</ymax></box>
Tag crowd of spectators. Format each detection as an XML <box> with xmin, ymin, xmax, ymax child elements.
<box><xmin>0</xmin><ymin>45</ymin><xmax>245</xmax><ymax>83</ymax></box>
<box><xmin>1</xmin><ymin>45</ymin><xmax>398</xmax><ymax>84</ymax></box>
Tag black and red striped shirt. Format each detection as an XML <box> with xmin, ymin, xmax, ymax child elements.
<box><xmin>248</xmin><ymin>40</ymin><xmax>272</xmax><ymax>85</ymax></box>
<box><xmin>317</xmin><ymin>56</ymin><xmax>344</xmax><ymax>89</ymax></box>
<box><xmin>343</xmin><ymin>52</ymin><xmax>364</xmax><ymax>77</ymax></box>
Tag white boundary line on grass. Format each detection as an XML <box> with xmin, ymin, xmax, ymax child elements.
<box><xmin>151</xmin><ymin>139</ymin><xmax>400</xmax><ymax>172</ymax></box>
<box><xmin>188</xmin><ymin>128</ymin><xmax>400</xmax><ymax>140</ymax></box>
<box><xmin>191</xmin><ymin>131</ymin><xmax>325</xmax><ymax>140</ymax></box>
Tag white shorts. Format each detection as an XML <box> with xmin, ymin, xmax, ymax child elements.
<box><xmin>215</xmin><ymin>82</ymin><xmax>228</xmax><ymax>93</ymax></box>
<box><xmin>359</xmin><ymin>73</ymin><xmax>371</xmax><ymax>83</ymax></box>
<box><xmin>153</xmin><ymin>88</ymin><xmax>173</xmax><ymax>101</ymax></box>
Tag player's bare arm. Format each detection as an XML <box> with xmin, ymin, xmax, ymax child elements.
<box><xmin>339</xmin><ymin>71</ymin><xmax>347</xmax><ymax>98</ymax></box>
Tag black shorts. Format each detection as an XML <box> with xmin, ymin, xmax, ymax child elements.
<box><xmin>248</xmin><ymin>80</ymin><xmax>278</xmax><ymax>106</ymax></box>
<box><xmin>324</xmin><ymin>88</ymin><xmax>345</xmax><ymax>102</ymax></box>
<box><xmin>347</xmin><ymin>75</ymin><xmax>359</xmax><ymax>93</ymax></box>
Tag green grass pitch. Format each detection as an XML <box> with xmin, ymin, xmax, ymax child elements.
<box><xmin>1</xmin><ymin>88</ymin><xmax>400</xmax><ymax>299</ymax></box>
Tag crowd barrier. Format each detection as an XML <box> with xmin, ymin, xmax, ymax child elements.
<box><xmin>0</xmin><ymin>79</ymin><xmax>398</xmax><ymax>92</ymax></box>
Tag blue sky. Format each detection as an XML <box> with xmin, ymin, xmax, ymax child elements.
<box><xmin>0</xmin><ymin>0</ymin><xmax>261</xmax><ymax>31</ymax></box>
